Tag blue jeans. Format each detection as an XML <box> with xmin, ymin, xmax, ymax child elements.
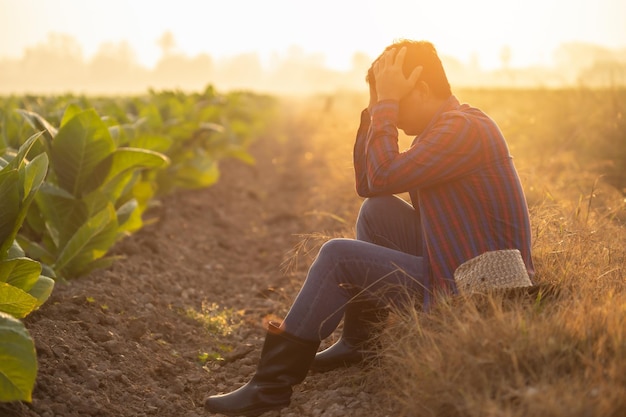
<box><xmin>281</xmin><ymin>196</ymin><xmax>426</xmax><ymax>341</ymax></box>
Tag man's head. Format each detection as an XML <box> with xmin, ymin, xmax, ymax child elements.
<box><xmin>367</xmin><ymin>40</ymin><xmax>452</xmax><ymax>135</ymax></box>
<box><xmin>367</xmin><ymin>40</ymin><xmax>451</xmax><ymax>99</ymax></box>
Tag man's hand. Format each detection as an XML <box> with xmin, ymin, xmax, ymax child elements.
<box><xmin>373</xmin><ymin>47</ymin><xmax>423</xmax><ymax>102</ymax></box>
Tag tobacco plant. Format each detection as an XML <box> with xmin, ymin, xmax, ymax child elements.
<box><xmin>17</xmin><ymin>107</ymin><xmax>170</xmax><ymax>278</ymax></box>
<box><xmin>0</xmin><ymin>133</ymin><xmax>55</xmax><ymax>402</ymax></box>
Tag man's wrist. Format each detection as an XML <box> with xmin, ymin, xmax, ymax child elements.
<box><xmin>376</xmin><ymin>97</ymin><xmax>400</xmax><ymax>104</ymax></box>
<box><xmin>369</xmin><ymin>100</ymin><xmax>399</xmax><ymax>123</ymax></box>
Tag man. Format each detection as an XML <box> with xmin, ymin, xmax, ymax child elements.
<box><xmin>204</xmin><ymin>40</ymin><xmax>534</xmax><ymax>416</ymax></box>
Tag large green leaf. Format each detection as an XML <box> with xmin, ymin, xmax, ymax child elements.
<box><xmin>0</xmin><ymin>258</ymin><xmax>41</xmax><ymax>292</ymax></box>
<box><xmin>87</xmin><ymin>147</ymin><xmax>169</xmax><ymax>194</ymax></box>
<box><xmin>103</xmin><ymin>147</ymin><xmax>169</xmax><ymax>185</ymax></box>
<box><xmin>0</xmin><ymin>311</ymin><xmax>37</xmax><ymax>403</ymax></box>
<box><xmin>51</xmin><ymin>109</ymin><xmax>115</xmax><ymax>197</ymax></box>
<box><xmin>0</xmin><ymin>283</ymin><xmax>38</xmax><ymax>319</ymax></box>
<box><xmin>53</xmin><ymin>204</ymin><xmax>118</xmax><ymax>276</ymax></box>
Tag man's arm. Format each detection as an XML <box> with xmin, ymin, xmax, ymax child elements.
<box><xmin>364</xmin><ymin>108</ymin><xmax>486</xmax><ymax>194</ymax></box>
<box><xmin>354</xmin><ymin>79</ymin><xmax>386</xmax><ymax>197</ymax></box>
<box><xmin>353</xmin><ymin>108</ymin><xmax>374</xmax><ymax>197</ymax></box>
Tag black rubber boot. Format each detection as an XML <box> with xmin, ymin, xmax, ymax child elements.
<box><xmin>310</xmin><ymin>301</ymin><xmax>387</xmax><ymax>373</ymax></box>
<box><xmin>204</xmin><ymin>322</ymin><xmax>320</xmax><ymax>416</ymax></box>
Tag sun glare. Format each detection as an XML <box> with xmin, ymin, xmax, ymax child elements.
<box><xmin>0</xmin><ymin>0</ymin><xmax>625</xmax><ymax>93</ymax></box>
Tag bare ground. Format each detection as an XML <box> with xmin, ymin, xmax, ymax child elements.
<box><xmin>0</xmin><ymin>102</ymin><xmax>399</xmax><ymax>417</ymax></box>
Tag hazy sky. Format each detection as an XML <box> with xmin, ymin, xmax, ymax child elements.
<box><xmin>1</xmin><ymin>0</ymin><xmax>625</xmax><ymax>70</ymax></box>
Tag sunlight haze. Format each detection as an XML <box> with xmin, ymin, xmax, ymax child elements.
<box><xmin>1</xmin><ymin>0</ymin><xmax>625</xmax><ymax>93</ymax></box>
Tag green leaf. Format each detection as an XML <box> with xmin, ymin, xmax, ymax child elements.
<box><xmin>0</xmin><ymin>169</ymin><xmax>21</xmax><ymax>258</ymax></box>
<box><xmin>60</xmin><ymin>103</ymin><xmax>84</xmax><ymax>127</ymax></box>
<box><xmin>0</xmin><ymin>258</ymin><xmax>41</xmax><ymax>292</ymax></box>
<box><xmin>22</xmin><ymin>153</ymin><xmax>48</xmax><ymax>201</ymax></box>
<box><xmin>7</xmin><ymin>241</ymin><xmax>25</xmax><ymax>259</ymax></box>
<box><xmin>103</xmin><ymin>170</ymin><xmax>137</xmax><ymax>204</ymax></box>
<box><xmin>129</xmin><ymin>134</ymin><xmax>173</xmax><ymax>153</ymax></box>
<box><xmin>116</xmin><ymin>198</ymin><xmax>142</xmax><ymax>234</ymax></box>
<box><xmin>91</xmin><ymin>147</ymin><xmax>169</xmax><ymax>192</ymax></box>
<box><xmin>6</xmin><ymin>132</ymin><xmax>44</xmax><ymax>172</ymax></box>
<box><xmin>0</xmin><ymin>143</ymin><xmax>48</xmax><ymax>262</ymax></box>
<box><xmin>0</xmin><ymin>283</ymin><xmax>38</xmax><ymax>319</ymax></box>
<box><xmin>66</xmin><ymin>255</ymin><xmax>118</xmax><ymax>278</ymax></box>
<box><xmin>174</xmin><ymin>156</ymin><xmax>220</xmax><ymax>189</ymax></box>
<box><xmin>225</xmin><ymin>147</ymin><xmax>255</xmax><ymax>165</ymax></box>
<box><xmin>35</xmin><ymin>183</ymin><xmax>88</xmax><ymax>249</ymax></box>
<box><xmin>51</xmin><ymin>109</ymin><xmax>115</xmax><ymax>197</ymax></box>
<box><xmin>15</xmin><ymin>109</ymin><xmax>58</xmax><ymax>145</ymax></box>
<box><xmin>81</xmin><ymin>189</ymin><xmax>113</xmax><ymax>219</ymax></box>
<box><xmin>138</xmin><ymin>104</ymin><xmax>163</xmax><ymax>130</ymax></box>
<box><xmin>27</xmin><ymin>276</ymin><xmax>54</xmax><ymax>308</ymax></box>
<box><xmin>0</xmin><ymin>311</ymin><xmax>37</xmax><ymax>403</ymax></box>
<box><xmin>16</xmin><ymin>237</ymin><xmax>55</xmax><ymax>267</ymax></box>
<box><xmin>53</xmin><ymin>204</ymin><xmax>118</xmax><ymax>276</ymax></box>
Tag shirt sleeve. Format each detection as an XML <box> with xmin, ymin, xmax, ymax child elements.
<box><xmin>353</xmin><ymin>108</ymin><xmax>374</xmax><ymax>197</ymax></box>
<box><xmin>361</xmin><ymin>101</ymin><xmax>486</xmax><ymax>196</ymax></box>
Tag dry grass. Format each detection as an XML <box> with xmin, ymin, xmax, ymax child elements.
<box><xmin>289</xmin><ymin>88</ymin><xmax>626</xmax><ymax>417</ymax></box>
<box><xmin>379</xmin><ymin>205</ymin><xmax>625</xmax><ymax>417</ymax></box>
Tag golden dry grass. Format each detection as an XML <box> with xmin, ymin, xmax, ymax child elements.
<box><xmin>380</xmin><ymin>208</ymin><xmax>625</xmax><ymax>417</ymax></box>
<box><xmin>288</xmin><ymin>88</ymin><xmax>626</xmax><ymax>417</ymax></box>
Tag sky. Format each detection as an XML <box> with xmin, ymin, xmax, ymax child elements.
<box><xmin>1</xmin><ymin>0</ymin><xmax>625</xmax><ymax>71</ymax></box>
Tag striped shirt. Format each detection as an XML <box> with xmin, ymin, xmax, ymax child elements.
<box><xmin>354</xmin><ymin>96</ymin><xmax>534</xmax><ymax>297</ymax></box>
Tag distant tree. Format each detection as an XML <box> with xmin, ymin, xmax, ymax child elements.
<box><xmin>89</xmin><ymin>41</ymin><xmax>143</xmax><ymax>92</ymax></box>
<box><xmin>157</xmin><ymin>31</ymin><xmax>177</xmax><ymax>58</ymax></box>
<box><xmin>153</xmin><ymin>53</ymin><xmax>214</xmax><ymax>91</ymax></box>
<box><xmin>553</xmin><ymin>42</ymin><xmax>615</xmax><ymax>83</ymax></box>
<box><xmin>214</xmin><ymin>53</ymin><xmax>264</xmax><ymax>91</ymax></box>
<box><xmin>20</xmin><ymin>33</ymin><xmax>86</xmax><ymax>91</ymax></box>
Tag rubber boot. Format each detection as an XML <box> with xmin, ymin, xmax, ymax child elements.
<box><xmin>204</xmin><ymin>322</ymin><xmax>320</xmax><ymax>416</ymax></box>
<box><xmin>310</xmin><ymin>301</ymin><xmax>387</xmax><ymax>373</ymax></box>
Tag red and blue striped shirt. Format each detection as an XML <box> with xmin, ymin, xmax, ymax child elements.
<box><xmin>354</xmin><ymin>96</ymin><xmax>534</xmax><ymax>297</ymax></box>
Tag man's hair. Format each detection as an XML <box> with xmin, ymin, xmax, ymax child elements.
<box><xmin>367</xmin><ymin>40</ymin><xmax>452</xmax><ymax>99</ymax></box>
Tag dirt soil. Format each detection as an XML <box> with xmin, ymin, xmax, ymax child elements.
<box><xmin>0</xmin><ymin>98</ymin><xmax>399</xmax><ymax>417</ymax></box>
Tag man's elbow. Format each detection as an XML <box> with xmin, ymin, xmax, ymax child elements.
<box><xmin>356</xmin><ymin>184</ymin><xmax>373</xmax><ymax>198</ymax></box>
<box><xmin>366</xmin><ymin>176</ymin><xmax>388</xmax><ymax>195</ymax></box>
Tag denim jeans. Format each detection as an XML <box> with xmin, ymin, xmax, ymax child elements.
<box><xmin>281</xmin><ymin>195</ymin><xmax>426</xmax><ymax>341</ymax></box>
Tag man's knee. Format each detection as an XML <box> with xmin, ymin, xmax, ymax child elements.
<box><xmin>358</xmin><ymin>196</ymin><xmax>395</xmax><ymax>223</ymax></box>
<box><xmin>318</xmin><ymin>238</ymin><xmax>355</xmax><ymax>261</ymax></box>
